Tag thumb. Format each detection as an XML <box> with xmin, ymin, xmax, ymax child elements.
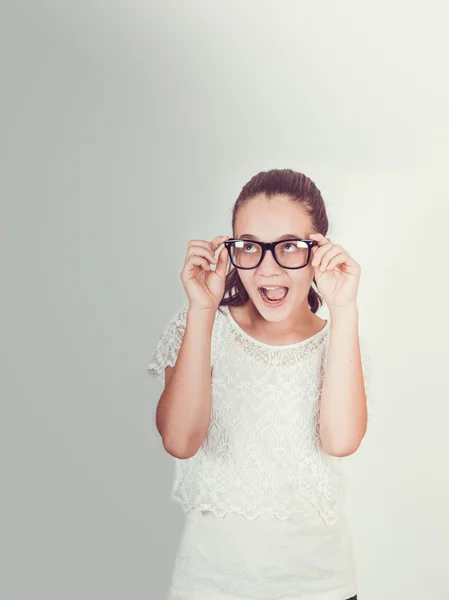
<box><xmin>214</xmin><ymin>245</ymin><xmax>229</xmax><ymax>279</ymax></box>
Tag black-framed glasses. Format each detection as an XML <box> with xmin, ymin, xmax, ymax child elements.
<box><xmin>224</xmin><ymin>238</ymin><xmax>319</xmax><ymax>270</ymax></box>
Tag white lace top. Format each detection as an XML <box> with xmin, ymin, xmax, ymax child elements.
<box><xmin>148</xmin><ymin>302</ymin><xmax>372</xmax><ymax>527</ymax></box>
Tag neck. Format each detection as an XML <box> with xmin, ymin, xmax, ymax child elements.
<box><xmin>244</xmin><ymin>298</ymin><xmax>319</xmax><ymax>337</ymax></box>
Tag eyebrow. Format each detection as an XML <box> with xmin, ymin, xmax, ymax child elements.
<box><xmin>238</xmin><ymin>233</ymin><xmax>306</xmax><ymax>241</ymax></box>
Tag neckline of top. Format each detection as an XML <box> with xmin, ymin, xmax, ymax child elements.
<box><xmin>221</xmin><ymin>304</ymin><xmax>330</xmax><ymax>350</ymax></box>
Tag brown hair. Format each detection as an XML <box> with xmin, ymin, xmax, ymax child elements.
<box><xmin>218</xmin><ymin>168</ymin><xmax>329</xmax><ymax>315</ymax></box>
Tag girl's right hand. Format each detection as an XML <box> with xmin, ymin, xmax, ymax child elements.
<box><xmin>181</xmin><ymin>235</ymin><xmax>230</xmax><ymax>312</ymax></box>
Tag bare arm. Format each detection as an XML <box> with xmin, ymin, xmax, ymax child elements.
<box><xmin>156</xmin><ymin>308</ymin><xmax>216</xmax><ymax>459</ymax></box>
<box><xmin>318</xmin><ymin>305</ymin><xmax>368</xmax><ymax>457</ymax></box>
<box><xmin>153</xmin><ymin>234</ymin><xmax>229</xmax><ymax>459</ymax></box>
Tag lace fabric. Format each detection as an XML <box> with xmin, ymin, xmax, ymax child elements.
<box><xmin>148</xmin><ymin>302</ymin><xmax>372</xmax><ymax>526</ymax></box>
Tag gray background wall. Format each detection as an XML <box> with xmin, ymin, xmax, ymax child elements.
<box><xmin>2</xmin><ymin>1</ymin><xmax>448</xmax><ymax>599</ymax></box>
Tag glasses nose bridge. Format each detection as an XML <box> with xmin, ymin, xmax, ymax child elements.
<box><xmin>258</xmin><ymin>241</ymin><xmax>280</xmax><ymax>268</ymax></box>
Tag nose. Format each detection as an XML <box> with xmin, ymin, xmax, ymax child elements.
<box><xmin>256</xmin><ymin>248</ymin><xmax>283</xmax><ymax>275</ymax></box>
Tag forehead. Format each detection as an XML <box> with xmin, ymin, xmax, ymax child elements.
<box><xmin>234</xmin><ymin>194</ymin><xmax>312</xmax><ymax>239</ymax></box>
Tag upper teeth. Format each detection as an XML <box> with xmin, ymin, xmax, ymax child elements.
<box><xmin>263</xmin><ymin>287</ymin><xmax>284</xmax><ymax>290</ymax></box>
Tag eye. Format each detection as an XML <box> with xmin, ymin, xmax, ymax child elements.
<box><xmin>243</xmin><ymin>243</ymin><xmax>256</xmax><ymax>253</ymax></box>
<box><xmin>281</xmin><ymin>242</ymin><xmax>296</xmax><ymax>252</ymax></box>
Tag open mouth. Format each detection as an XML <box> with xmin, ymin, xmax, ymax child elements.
<box><xmin>258</xmin><ymin>286</ymin><xmax>289</xmax><ymax>305</ymax></box>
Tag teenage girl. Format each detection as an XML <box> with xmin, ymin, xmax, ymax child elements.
<box><xmin>148</xmin><ymin>168</ymin><xmax>371</xmax><ymax>600</ymax></box>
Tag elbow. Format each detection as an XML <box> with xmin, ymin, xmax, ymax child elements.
<box><xmin>161</xmin><ymin>433</ymin><xmax>203</xmax><ymax>459</ymax></box>
<box><xmin>319</xmin><ymin>428</ymin><xmax>365</xmax><ymax>457</ymax></box>
<box><xmin>319</xmin><ymin>412</ymin><xmax>367</xmax><ymax>457</ymax></box>
<box><xmin>163</xmin><ymin>441</ymin><xmax>197</xmax><ymax>459</ymax></box>
<box><xmin>322</xmin><ymin>441</ymin><xmax>361</xmax><ymax>457</ymax></box>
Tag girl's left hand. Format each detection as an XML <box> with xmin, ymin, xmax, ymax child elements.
<box><xmin>309</xmin><ymin>233</ymin><xmax>360</xmax><ymax>310</ymax></box>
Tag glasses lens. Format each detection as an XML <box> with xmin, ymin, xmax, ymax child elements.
<box><xmin>229</xmin><ymin>240</ymin><xmax>263</xmax><ymax>268</ymax></box>
<box><xmin>275</xmin><ymin>240</ymin><xmax>309</xmax><ymax>268</ymax></box>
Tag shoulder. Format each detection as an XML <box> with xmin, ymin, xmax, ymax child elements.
<box><xmin>167</xmin><ymin>301</ymin><xmax>228</xmax><ymax>336</ymax></box>
<box><xmin>210</xmin><ymin>305</ymin><xmax>230</xmax><ymax>363</ymax></box>
<box><xmin>215</xmin><ymin>304</ymin><xmax>228</xmax><ymax>323</ymax></box>
<box><xmin>213</xmin><ymin>304</ymin><xmax>229</xmax><ymax>337</ymax></box>
<box><xmin>162</xmin><ymin>301</ymin><xmax>190</xmax><ymax>331</ymax></box>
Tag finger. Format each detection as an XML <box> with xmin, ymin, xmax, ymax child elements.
<box><xmin>188</xmin><ymin>240</ymin><xmax>215</xmax><ymax>250</ymax></box>
<box><xmin>187</xmin><ymin>237</ymin><xmax>229</xmax><ymax>258</ymax></box>
<box><xmin>310</xmin><ymin>233</ymin><xmax>330</xmax><ymax>244</ymax></box>
<box><xmin>214</xmin><ymin>245</ymin><xmax>229</xmax><ymax>279</ymax></box>
<box><xmin>210</xmin><ymin>235</ymin><xmax>230</xmax><ymax>253</ymax></box>
<box><xmin>185</xmin><ymin>245</ymin><xmax>218</xmax><ymax>266</ymax></box>
<box><xmin>312</xmin><ymin>241</ymin><xmax>336</xmax><ymax>267</ymax></box>
<box><xmin>318</xmin><ymin>245</ymin><xmax>344</xmax><ymax>270</ymax></box>
<box><xmin>184</xmin><ymin>255</ymin><xmax>210</xmax><ymax>275</ymax></box>
<box><xmin>188</xmin><ymin>236</ymin><xmax>229</xmax><ymax>248</ymax></box>
<box><xmin>327</xmin><ymin>253</ymin><xmax>359</xmax><ymax>271</ymax></box>
<box><xmin>320</xmin><ymin>252</ymin><xmax>349</xmax><ymax>271</ymax></box>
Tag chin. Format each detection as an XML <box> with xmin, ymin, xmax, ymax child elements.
<box><xmin>251</xmin><ymin>289</ymin><xmax>294</xmax><ymax>320</ymax></box>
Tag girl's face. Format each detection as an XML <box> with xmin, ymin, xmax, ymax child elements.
<box><xmin>233</xmin><ymin>194</ymin><xmax>316</xmax><ymax>322</ymax></box>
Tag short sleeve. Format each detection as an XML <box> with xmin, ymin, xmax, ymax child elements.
<box><xmin>147</xmin><ymin>303</ymin><xmax>189</xmax><ymax>383</ymax></box>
